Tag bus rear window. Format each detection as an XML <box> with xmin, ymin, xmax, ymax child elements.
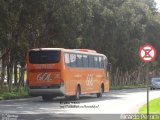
<box><xmin>29</xmin><ymin>50</ymin><xmax>60</xmax><ymax>64</ymax></box>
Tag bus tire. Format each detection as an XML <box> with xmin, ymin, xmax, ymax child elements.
<box><xmin>42</xmin><ymin>95</ymin><xmax>53</xmax><ymax>101</ymax></box>
<box><xmin>96</xmin><ymin>85</ymin><xmax>103</xmax><ymax>98</ymax></box>
<box><xmin>74</xmin><ymin>86</ymin><xmax>81</xmax><ymax>100</ymax></box>
<box><xmin>65</xmin><ymin>96</ymin><xmax>72</xmax><ymax>100</ymax></box>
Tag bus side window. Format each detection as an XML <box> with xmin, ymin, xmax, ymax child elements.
<box><xmin>89</xmin><ymin>55</ymin><xmax>94</xmax><ymax>68</ymax></box>
<box><xmin>64</xmin><ymin>53</ymin><xmax>71</xmax><ymax>67</ymax></box>
<box><xmin>104</xmin><ymin>57</ymin><xmax>108</xmax><ymax>69</ymax></box>
<box><xmin>70</xmin><ymin>54</ymin><xmax>77</xmax><ymax>67</ymax></box>
<box><xmin>99</xmin><ymin>57</ymin><xmax>102</xmax><ymax>68</ymax></box>
<box><xmin>101</xmin><ymin>57</ymin><xmax>105</xmax><ymax>69</ymax></box>
<box><xmin>94</xmin><ymin>56</ymin><xmax>99</xmax><ymax>68</ymax></box>
<box><xmin>83</xmin><ymin>55</ymin><xmax>88</xmax><ymax>68</ymax></box>
<box><xmin>77</xmin><ymin>54</ymin><xmax>83</xmax><ymax>67</ymax></box>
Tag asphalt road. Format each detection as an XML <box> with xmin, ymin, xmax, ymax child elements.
<box><xmin>0</xmin><ymin>88</ymin><xmax>160</xmax><ymax>120</ymax></box>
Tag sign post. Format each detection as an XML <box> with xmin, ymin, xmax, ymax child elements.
<box><xmin>139</xmin><ymin>44</ymin><xmax>156</xmax><ymax>120</ymax></box>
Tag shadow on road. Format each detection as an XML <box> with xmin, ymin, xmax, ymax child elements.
<box><xmin>0</xmin><ymin>88</ymin><xmax>159</xmax><ymax>116</ymax></box>
<box><xmin>36</xmin><ymin>93</ymin><xmax>122</xmax><ymax>104</ymax></box>
<box><xmin>37</xmin><ymin>88</ymin><xmax>150</xmax><ymax>103</ymax></box>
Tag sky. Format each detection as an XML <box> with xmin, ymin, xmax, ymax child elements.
<box><xmin>155</xmin><ymin>0</ymin><xmax>160</xmax><ymax>11</ymax></box>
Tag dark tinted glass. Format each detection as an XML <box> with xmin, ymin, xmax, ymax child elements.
<box><xmin>99</xmin><ymin>56</ymin><xmax>105</xmax><ymax>68</ymax></box>
<box><xmin>77</xmin><ymin>54</ymin><xmax>83</xmax><ymax>67</ymax></box>
<box><xmin>83</xmin><ymin>55</ymin><xmax>88</xmax><ymax>67</ymax></box>
<box><xmin>102</xmin><ymin>57</ymin><xmax>105</xmax><ymax>68</ymax></box>
<box><xmin>70</xmin><ymin>54</ymin><xmax>77</xmax><ymax>67</ymax></box>
<box><xmin>152</xmin><ymin>78</ymin><xmax>160</xmax><ymax>82</ymax></box>
<box><xmin>29</xmin><ymin>50</ymin><xmax>60</xmax><ymax>64</ymax></box>
<box><xmin>94</xmin><ymin>56</ymin><xmax>99</xmax><ymax>68</ymax></box>
<box><xmin>89</xmin><ymin>55</ymin><xmax>94</xmax><ymax>68</ymax></box>
<box><xmin>99</xmin><ymin>57</ymin><xmax>102</xmax><ymax>68</ymax></box>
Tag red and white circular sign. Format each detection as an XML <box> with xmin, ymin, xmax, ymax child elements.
<box><xmin>139</xmin><ymin>44</ymin><xmax>156</xmax><ymax>62</ymax></box>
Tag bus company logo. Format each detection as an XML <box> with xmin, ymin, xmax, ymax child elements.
<box><xmin>86</xmin><ymin>74</ymin><xmax>93</xmax><ymax>86</ymax></box>
<box><xmin>37</xmin><ymin>73</ymin><xmax>52</xmax><ymax>81</ymax></box>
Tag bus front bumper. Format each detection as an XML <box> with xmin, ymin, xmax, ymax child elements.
<box><xmin>27</xmin><ymin>85</ymin><xmax>65</xmax><ymax>96</ymax></box>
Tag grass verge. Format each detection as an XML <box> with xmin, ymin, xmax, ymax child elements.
<box><xmin>139</xmin><ymin>97</ymin><xmax>160</xmax><ymax>114</ymax></box>
<box><xmin>0</xmin><ymin>87</ymin><xmax>29</xmax><ymax>101</ymax></box>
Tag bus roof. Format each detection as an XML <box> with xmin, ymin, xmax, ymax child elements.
<box><xmin>30</xmin><ymin>48</ymin><xmax>64</xmax><ymax>51</ymax></box>
<box><xmin>29</xmin><ymin>48</ymin><xmax>106</xmax><ymax>57</ymax></box>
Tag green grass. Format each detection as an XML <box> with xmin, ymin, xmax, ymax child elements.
<box><xmin>110</xmin><ymin>85</ymin><xmax>145</xmax><ymax>90</ymax></box>
<box><xmin>0</xmin><ymin>91</ymin><xmax>28</xmax><ymax>100</ymax></box>
<box><xmin>0</xmin><ymin>86</ymin><xmax>29</xmax><ymax>101</ymax></box>
<box><xmin>139</xmin><ymin>97</ymin><xmax>160</xmax><ymax>114</ymax></box>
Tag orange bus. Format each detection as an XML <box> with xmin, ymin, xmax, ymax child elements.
<box><xmin>27</xmin><ymin>48</ymin><xmax>109</xmax><ymax>101</ymax></box>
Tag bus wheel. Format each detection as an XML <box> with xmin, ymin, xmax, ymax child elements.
<box><xmin>74</xmin><ymin>86</ymin><xmax>80</xmax><ymax>100</ymax></box>
<box><xmin>42</xmin><ymin>95</ymin><xmax>53</xmax><ymax>101</ymax></box>
<box><xmin>65</xmin><ymin>96</ymin><xmax>71</xmax><ymax>100</ymax></box>
<box><xmin>96</xmin><ymin>86</ymin><xmax>103</xmax><ymax>98</ymax></box>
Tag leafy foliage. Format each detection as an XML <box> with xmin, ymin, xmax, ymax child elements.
<box><xmin>0</xmin><ymin>0</ymin><xmax>160</xmax><ymax>90</ymax></box>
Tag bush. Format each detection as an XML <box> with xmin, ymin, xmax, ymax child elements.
<box><xmin>0</xmin><ymin>87</ymin><xmax>29</xmax><ymax>100</ymax></box>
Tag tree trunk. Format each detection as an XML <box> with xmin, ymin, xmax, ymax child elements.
<box><xmin>7</xmin><ymin>65</ymin><xmax>10</xmax><ymax>85</ymax></box>
<box><xmin>7</xmin><ymin>65</ymin><xmax>12</xmax><ymax>92</ymax></box>
<box><xmin>16</xmin><ymin>66</ymin><xmax>25</xmax><ymax>92</ymax></box>
<box><xmin>14</xmin><ymin>62</ymin><xmax>18</xmax><ymax>85</ymax></box>
<box><xmin>0</xmin><ymin>58</ymin><xmax>6</xmax><ymax>93</ymax></box>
